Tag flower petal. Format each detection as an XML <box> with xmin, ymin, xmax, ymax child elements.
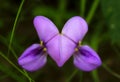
<box><xmin>73</xmin><ymin>45</ymin><xmax>102</xmax><ymax>71</ymax></box>
<box><xmin>33</xmin><ymin>16</ymin><xmax>59</xmax><ymax>43</ymax></box>
<box><xmin>62</xmin><ymin>16</ymin><xmax>88</xmax><ymax>43</ymax></box>
<box><xmin>46</xmin><ymin>35</ymin><xmax>76</xmax><ymax>67</ymax></box>
<box><xmin>18</xmin><ymin>44</ymin><xmax>47</xmax><ymax>71</ymax></box>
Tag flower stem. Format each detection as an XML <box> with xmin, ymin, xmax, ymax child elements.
<box><xmin>102</xmin><ymin>63</ymin><xmax>120</xmax><ymax>79</ymax></box>
<box><xmin>0</xmin><ymin>51</ymin><xmax>34</xmax><ymax>82</ymax></box>
<box><xmin>86</xmin><ymin>0</ymin><xmax>100</xmax><ymax>24</ymax></box>
<box><xmin>8</xmin><ymin>0</ymin><xmax>25</xmax><ymax>57</ymax></box>
<box><xmin>91</xmin><ymin>70</ymin><xmax>100</xmax><ymax>82</ymax></box>
<box><xmin>79</xmin><ymin>71</ymin><xmax>83</xmax><ymax>82</ymax></box>
<box><xmin>66</xmin><ymin>69</ymin><xmax>79</xmax><ymax>82</ymax></box>
<box><xmin>80</xmin><ymin>0</ymin><xmax>86</xmax><ymax>17</ymax></box>
<box><xmin>0</xmin><ymin>35</ymin><xmax>17</xmax><ymax>59</ymax></box>
<box><xmin>56</xmin><ymin>0</ymin><xmax>67</xmax><ymax>28</ymax></box>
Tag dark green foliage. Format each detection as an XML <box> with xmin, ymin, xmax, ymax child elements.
<box><xmin>101</xmin><ymin>0</ymin><xmax>120</xmax><ymax>45</ymax></box>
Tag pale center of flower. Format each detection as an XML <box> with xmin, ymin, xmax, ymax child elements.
<box><xmin>60</xmin><ymin>33</ymin><xmax>63</xmax><ymax>35</ymax></box>
<box><xmin>43</xmin><ymin>48</ymin><xmax>47</xmax><ymax>51</ymax></box>
<box><xmin>75</xmin><ymin>48</ymin><xmax>78</xmax><ymax>51</ymax></box>
<box><xmin>78</xmin><ymin>41</ymin><xmax>81</xmax><ymax>47</ymax></box>
<box><xmin>40</xmin><ymin>41</ymin><xmax>47</xmax><ymax>51</ymax></box>
<box><xmin>75</xmin><ymin>41</ymin><xmax>82</xmax><ymax>52</ymax></box>
<box><xmin>40</xmin><ymin>41</ymin><xmax>43</xmax><ymax>46</ymax></box>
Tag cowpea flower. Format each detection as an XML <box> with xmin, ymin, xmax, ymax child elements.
<box><xmin>18</xmin><ymin>16</ymin><xmax>102</xmax><ymax>72</ymax></box>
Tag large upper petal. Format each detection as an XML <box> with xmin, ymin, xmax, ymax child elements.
<box><xmin>18</xmin><ymin>44</ymin><xmax>47</xmax><ymax>71</ymax></box>
<box><xmin>46</xmin><ymin>35</ymin><xmax>76</xmax><ymax>67</ymax></box>
<box><xmin>73</xmin><ymin>45</ymin><xmax>102</xmax><ymax>71</ymax></box>
<box><xmin>33</xmin><ymin>16</ymin><xmax>59</xmax><ymax>43</ymax></box>
<box><xmin>62</xmin><ymin>16</ymin><xmax>88</xmax><ymax>43</ymax></box>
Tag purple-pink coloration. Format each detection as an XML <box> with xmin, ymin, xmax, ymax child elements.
<box><xmin>62</xmin><ymin>16</ymin><xmax>88</xmax><ymax>43</ymax></box>
<box><xmin>18</xmin><ymin>16</ymin><xmax>102</xmax><ymax>72</ymax></box>
<box><xmin>73</xmin><ymin>45</ymin><xmax>102</xmax><ymax>71</ymax></box>
<box><xmin>33</xmin><ymin>16</ymin><xmax>59</xmax><ymax>43</ymax></box>
<box><xmin>18</xmin><ymin>44</ymin><xmax>47</xmax><ymax>71</ymax></box>
<box><xmin>46</xmin><ymin>35</ymin><xmax>76</xmax><ymax>67</ymax></box>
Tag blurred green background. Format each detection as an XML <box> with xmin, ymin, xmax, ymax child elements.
<box><xmin>0</xmin><ymin>0</ymin><xmax>120</xmax><ymax>82</ymax></box>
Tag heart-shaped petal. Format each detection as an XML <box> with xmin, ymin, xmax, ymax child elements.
<box><xmin>18</xmin><ymin>44</ymin><xmax>47</xmax><ymax>71</ymax></box>
<box><xmin>73</xmin><ymin>45</ymin><xmax>102</xmax><ymax>71</ymax></box>
<box><xmin>46</xmin><ymin>35</ymin><xmax>76</xmax><ymax>67</ymax></box>
<box><xmin>33</xmin><ymin>16</ymin><xmax>59</xmax><ymax>43</ymax></box>
<box><xmin>62</xmin><ymin>16</ymin><xmax>88</xmax><ymax>43</ymax></box>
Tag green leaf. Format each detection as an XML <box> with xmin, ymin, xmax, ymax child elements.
<box><xmin>101</xmin><ymin>0</ymin><xmax>120</xmax><ymax>44</ymax></box>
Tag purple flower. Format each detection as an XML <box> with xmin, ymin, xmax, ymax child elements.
<box><xmin>18</xmin><ymin>16</ymin><xmax>102</xmax><ymax>72</ymax></box>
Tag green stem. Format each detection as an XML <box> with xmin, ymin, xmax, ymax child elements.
<box><xmin>80</xmin><ymin>0</ymin><xmax>86</xmax><ymax>17</ymax></box>
<box><xmin>79</xmin><ymin>71</ymin><xmax>83</xmax><ymax>82</ymax></box>
<box><xmin>59</xmin><ymin>0</ymin><xmax>66</xmax><ymax>12</ymax></box>
<box><xmin>112</xmin><ymin>45</ymin><xmax>120</xmax><ymax>58</ymax></box>
<box><xmin>56</xmin><ymin>0</ymin><xmax>67</xmax><ymax>29</ymax></box>
<box><xmin>86</xmin><ymin>0</ymin><xmax>100</xmax><ymax>24</ymax></box>
<box><xmin>8</xmin><ymin>0</ymin><xmax>25</xmax><ymax>56</ymax></box>
<box><xmin>102</xmin><ymin>63</ymin><xmax>120</xmax><ymax>79</ymax></box>
<box><xmin>0</xmin><ymin>62</ymin><xmax>25</xmax><ymax>82</ymax></box>
<box><xmin>66</xmin><ymin>69</ymin><xmax>79</xmax><ymax>82</ymax></box>
<box><xmin>0</xmin><ymin>35</ymin><xmax>17</xmax><ymax>59</ymax></box>
<box><xmin>90</xmin><ymin>35</ymin><xmax>100</xmax><ymax>82</ymax></box>
<box><xmin>91</xmin><ymin>70</ymin><xmax>100</xmax><ymax>82</ymax></box>
<box><xmin>0</xmin><ymin>51</ymin><xmax>34</xmax><ymax>82</ymax></box>
<box><xmin>89</xmin><ymin>24</ymin><xmax>103</xmax><ymax>82</ymax></box>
